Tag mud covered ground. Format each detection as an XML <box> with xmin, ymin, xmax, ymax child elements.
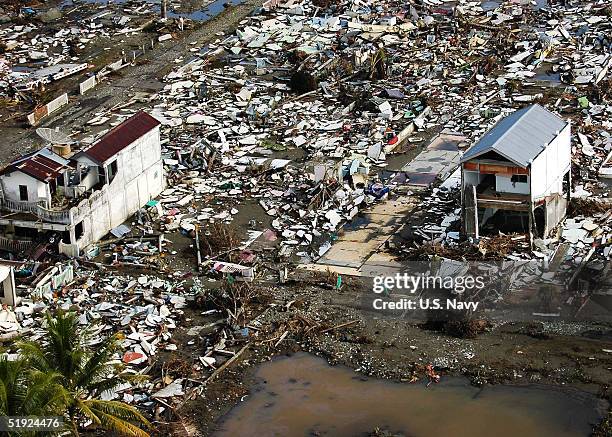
<box><xmin>163</xmin><ymin>280</ymin><xmax>612</xmax><ymax>436</ymax></box>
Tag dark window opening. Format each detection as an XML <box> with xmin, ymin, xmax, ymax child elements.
<box><xmin>534</xmin><ymin>206</ymin><xmax>545</xmax><ymax>238</ymax></box>
<box><xmin>480</xmin><ymin>208</ymin><xmax>529</xmax><ymax>235</ymax></box>
<box><xmin>57</xmin><ymin>174</ymin><xmax>65</xmax><ymax>186</ymax></box>
<box><xmin>14</xmin><ymin>226</ymin><xmax>38</xmax><ymax>239</ymax></box>
<box><xmin>97</xmin><ymin>166</ymin><xmax>107</xmax><ymax>185</ymax></box>
<box><xmin>19</xmin><ymin>185</ymin><xmax>28</xmax><ymax>201</ymax></box>
<box><xmin>74</xmin><ymin>222</ymin><xmax>84</xmax><ymax>241</ymax></box>
<box><xmin>476</xmin><ymin>174</ymin><xmax>496</xmax><ymax>194</ymax></box>
<box><xmin>108</xmin><ymin>160</ymin><xmax>118</xmax><ymax>183</ymax></box>
<box><xmin>110</xmin><ymin>160</ymin><xmax>118</xmax><ymax>175</ymax></box>
<box><xmin>511</xmin><ymin>174</ymin><xmax>528</xmax><ymax>184</ymax></box>
<box><xmin>562</xmin><ymin>170</ymin><xmax>570</xmax><ymax>194</ymax></box>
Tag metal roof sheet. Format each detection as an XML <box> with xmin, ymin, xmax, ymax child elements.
<box><xmin>460</xmin><ymin>104</ymin><xmax>568</xmax><ymax>167</ymax></box>
<box><xmin>81</xmin><ymin>111</ymin><xmax>160</xmax><ymax>164</ymax></box>
<box><xmin>13</xmin><ymin>154</ymin><xmax>68</xmax><ymax>182</ymax></box>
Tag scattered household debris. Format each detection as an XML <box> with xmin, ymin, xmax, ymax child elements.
<box><xmin>0</xmin><ymin>0</ymin><xmax>610</xmax><ymax>430</ymax></box>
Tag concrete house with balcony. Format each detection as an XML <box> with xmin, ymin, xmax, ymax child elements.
<box><xmin>460</xmin><ymin>104</ymin><xmax>571</xmax><ymax>240</ymax></box>
<box><xmin>0</xmin><ymin>111</ymin><xmax>165</xmax><ymax>257</ymax></box>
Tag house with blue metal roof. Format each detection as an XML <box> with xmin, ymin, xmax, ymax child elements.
<box><xmin>460</xmin><ymin>104</ymin><xmax>571</xmax><ymax>240</ymax></box>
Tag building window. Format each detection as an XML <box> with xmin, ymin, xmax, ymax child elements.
<box><xmin>74</xmin><ymin>221</ymin><xmax>84</xmax><ymax>241</ymax></box>
<box><xmin>19</xmin><ymin>185</ymin><xmax>28</xmax><ymax>201</ymax></box>
<box><xmin>107</xmin><ymin>160</ymin><xmax>118</xmax><ymax>183</ymax></box>
<box><xmin>511</xmin><ymin>175</ymin><xmax>528</xmax><ymax>184</ymax></box>
<box><xmin>98</xmin><ymin>166</ymin><xmax>106</xmax><ymax>185</ymax></box>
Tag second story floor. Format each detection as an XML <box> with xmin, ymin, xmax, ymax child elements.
<box><xmin>461</xmin><ymin>104</ymin><xmax>571</xmax><ymax>203</ymax></box>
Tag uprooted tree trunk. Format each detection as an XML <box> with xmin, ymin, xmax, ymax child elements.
<box><xmin>200</xmin><ymin>282</ymin><xmax>262</xmax><ymax>325</ymax></box>
<box><xmin>420</xmin><ymin>286</ymin><xmax>490</xmax><ymax>338</ymax></box>
<box><xmin>421</xmin><ymin>305</ymin><xmax>490</xmax><ymax>338</ymax></box>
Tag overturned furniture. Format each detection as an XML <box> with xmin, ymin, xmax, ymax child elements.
<box><xmin>460</xmin><ymin>104</ymin><xmax>571</xmax><ymax>240</ymax></box>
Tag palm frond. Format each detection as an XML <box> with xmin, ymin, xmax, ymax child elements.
<box><xmin>80</xmin><ymin>399</ymin><xmax>151</xmax><ymax>437</ymax></box>
<box><xmin>14</xmin><ymin>312</ymin><xmax>152</xmax><ymax>437</ymax></box>
<box><xmin>20</xmin><ymin>370</ymin><xmax>68</xmax><ymax>416</ymax></box>
<box><xmin>43</xmin><ymin>311</ymin><xmax>84</xmax><ymax>381</ymax></box>
<box><xmin>89</xmin><ymin>375</ymin><xmax>131</xmax><ymax>398</ymax></box>
<box><xmin>75</xmin><ymin>334</ymin><xmax>120</xmax><ymax>390</ymax></box>
<box><xmin>0</xmin><ymin>357</ymin><xmax>69</xmax><ymax>419</ymax></box>
<box><xmin>17</xmin><ymin>341</ymin><xmax>53</xmax><ymax>373</ymax></box>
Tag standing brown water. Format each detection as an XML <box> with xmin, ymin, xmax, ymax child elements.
<box><xmin>214</xmin><ymin>353</ymin><xmax>605</xmax><ymax>437</ymax></box>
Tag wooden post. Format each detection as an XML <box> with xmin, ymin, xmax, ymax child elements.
<box><xmin>161</xmin><ymin>0</ymin><xmax>167</xmax><ymax>19</ymax></box>
<box><xmin>528</xmin><ymin>201</ymin><xmax>535</xmax><ymax>248</ymax></box>
<box><xmin>460</xmin><ymin>164</ymin><xmax>465</xmax><ymax>235</ymax></box>
<box><xmin>566</xmin><ymin>168</ymin><xmax>571</xmax><ymax>202</ymax></box>
<box><xmin>463</xmin><ymin>184</ymin><xmax>478</xmax><ymax>239</ymax></box>
<box><xmin>194</xmin><ymin>224</ymin><xmax>202</xmax><ymax>271</ymax></box>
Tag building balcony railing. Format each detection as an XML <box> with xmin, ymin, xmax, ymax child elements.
<box><xmin>0</xmin><ymin>236</ymin><xmax>35</xmax><ymax>254</ymax></box>
<box><xmin>0</xmin><ymin>197</ymin><xmax>72</xmax><ymax>224</ymax></box>
<box><xmin>475</xmin><ymin>185</ymin><xmax>530</xmax><ymax>202</ymax></box>
<box><xmin>37</xmin><ymin>206</ymin><xmax>71</xmax><ymax>224</ymax></box>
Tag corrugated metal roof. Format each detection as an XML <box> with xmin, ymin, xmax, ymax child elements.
<box><xmin>0</xmin><ymin>148</ymin><xmax>72</xmax><ymax>182</ymax></box>
<box><xmin>11</xmin><ymin>154</ymin><xmax>68</xmax><ymax>182</ymax></box>
<box><xmin>460</xmin><ymin>104</ymin><xmax>568</xmax><ymax>167</ymax></box>
<box><xmin>81</xmin><ymin>111</ymin><xmax>160</xmax><ymax>164</ymax></box>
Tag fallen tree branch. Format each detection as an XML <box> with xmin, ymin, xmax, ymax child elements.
<box><xmin>320</xmin><ymin>320</ymin><xmax>359</xmax><ymax>334</ymax></box>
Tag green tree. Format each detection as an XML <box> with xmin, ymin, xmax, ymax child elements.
<box><xmin>19</xmin><ymin>311</ymin><xmax>150</xmax><ymax>437</ymax></box>
<box><xmin>0</xmin><ymin>356</ymin><xmax>68</xmax><ymax>436</ymax></box>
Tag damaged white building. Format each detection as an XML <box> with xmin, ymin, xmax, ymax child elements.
<box><xmin>461</xmin><ymin>104</ymin><xmax>571</xmax><ymax>239</ymax></box>
<box><xmin>0</xmin><ymin>111</ymin><xmax>165</xmax><ymax>257</ymax></box>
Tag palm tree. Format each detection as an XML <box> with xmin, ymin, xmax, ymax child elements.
<box><xmin>19</xmin><ymin>311</ymin><xmax>151</xmax><ymax>437</ymax></box>
<box><xmin>0</xmin><ymin>356</ymin><xmax>68</xmax><ymax>436</ymax></box>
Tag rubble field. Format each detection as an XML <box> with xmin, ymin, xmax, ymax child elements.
<box><xmin>0</xmin><ymin>0</ymin><xmax>263</xmax><ymax>163</ymax></box>
<box><xmin>1</xmin><ymin>0</ymin><xmax>611</xmax><ymax>435</ymax></box>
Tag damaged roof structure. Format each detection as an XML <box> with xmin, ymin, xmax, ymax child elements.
<box><xmin>0</xmin><ymin>111</ymin><xmax>165</xmax><ymax>257</ymax></box>
<box><xmin>0</xmin><ymin>148</ymin><xmax>72</xmax><ymax>183</ymax></box>
<box><xmin>461</xmin><ymin>104</ymin><xmax>568</xmax><ymax>167</ymax></box>
<box><xmin>75</xmin><ymin>111</ymin><xmax>161</xmax><ymax>164</ymax></box>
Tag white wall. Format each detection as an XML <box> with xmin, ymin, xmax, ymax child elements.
<box><xmin>530</xmin><ymin>123</ymin><xmax>571</xmax><ymax>200</ymax></box>
<box><xmin>0</xmin><ymin>266</ymin><xmax>16</xmax><ymax>307</ymax></box>
<box><xmin>0</xmin><ymin>171</ymin><xmax>50</xmax><ymax>205</ymax></box>
<box><xmin>60</xmin><ymin>126</ymin><xmax>165</xmax><ymax>254</ymax></box>
<box><xmin>495</xmin><ymin>174</ymin><xmax>530</xmax><ymax>194</ymax></box>
<box><xmin>463</xmin><ymin>169</ymin><xmax>481</xmax><ymax>187</ymax></box>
